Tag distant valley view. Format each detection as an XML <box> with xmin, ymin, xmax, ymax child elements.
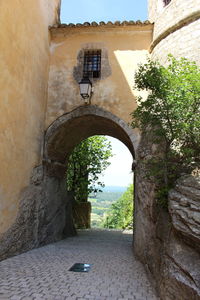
<box><xmin>89</xmin><ymin>185</ymin><xmax>133</xmax><ymax>229</ymax></box>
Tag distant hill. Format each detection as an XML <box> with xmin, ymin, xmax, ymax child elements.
<box><xmin>89</xmin><ymin>186</ymin><xmax>128</xmax><ymax>204</ymax></box>
<box><xmin>89</xmin><ymin>185</ymin><xmax>131</xmax><ymax>228</ymax></box>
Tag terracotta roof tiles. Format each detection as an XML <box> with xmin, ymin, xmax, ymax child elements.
<box><xmin>51</xmin><ymin>20</ymin><xmax>151</xmax><ymax>29</ymax></box>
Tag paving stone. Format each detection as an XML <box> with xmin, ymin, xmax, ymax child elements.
<box><xmin>10</xmin><ymin>296</ymin><xmax>22</xmax><ymax>300</ymax></box>
<box><xmin>0</xmin><ymin>229</ymin><xmax>158</xmax><ymax>300</ymax></box>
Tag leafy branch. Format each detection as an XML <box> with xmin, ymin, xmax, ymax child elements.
<box><xmin>131</xmin><ymin>55</ymin><xmax>200</xmax><ymax>207</ymax></box>
<box><xmin>66</xmin><ymin>136</ymin><xmax>113</xmax><ymax>203</ymax></box>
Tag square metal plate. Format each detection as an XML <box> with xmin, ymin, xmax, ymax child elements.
<box><xmin>69</xmin><ymin>263</ymin><xmax>91</xmax><ymax>272</ymax></box>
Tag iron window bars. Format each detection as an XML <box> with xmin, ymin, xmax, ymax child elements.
<box><xmin>83</xmin><ymin>50</ymin><xmax>101</xmax><ymax>79</ymax></box>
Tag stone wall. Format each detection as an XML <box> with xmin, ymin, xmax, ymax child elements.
<box><xmin>0</xmin><ymin>106</ymin><xmax>136</xmax><ymax>261</ymax></box>
<box><xmin>73</xmin><ymin>202</ymin><xmax>92</xmax><ymax>229</ymax></box>
<box><xmin>134</xmin><ymin>130</ymin><xmax>200</xmax><ymax>300</ymax></box>
<box><xmin>169</xmin><ymin>176</ymin><xmax>200</xmax><ymax>250</ymax></box>
<box><xmin>151</xmin><ymin>19</ymin><xmax>200</xmax><ymax>65</ymax></box>
<box><xmin>0</xmin><ymin>165</ymin><xmax>75</xmax><ymax>261</ymax></box>
<box><xmin>148</xmin><ymin>0</ymin><xmax>200</xmax><ymax>65</ymax></box>
<box><xmin>149</xmin><ymin>0</ymin><xmax>200</xmax><ymax>40</ymax></box>
<box><xmin>161</xmin><ymin>175</ymin><xmax>200</xmax><ymax>300</ymax></box>
<box><xmin>134</xmin><ymin>128</ymin><xmax>166</xmax><ymax>289</ymax></box>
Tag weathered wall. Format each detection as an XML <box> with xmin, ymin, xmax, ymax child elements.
<box><xmin>134</xmin><ymin>129</ymin><xmax>200</xmax><ymax>300</ymax></box>
<box><xmin>0</xmin><ymin>105</ymin><xmax>137</xmax><ymax>260</ymax></box>
<box><xmin>134</xmin><ymin>129</ymin><xmax>165</xmax><ymax>291</ymax></box>
<box><xmin>148</xmin><ymin>0</ymin><xmax>200</xmax><ymax>64</ymax></box>
<box><xmin>0</xmin><ymin>166</ymin><xmax>75</xmax><ymax>261</ymax></box>
<box><xmin>0</xmin><ymin>0</ymin><xmax>60</xmax><ymax>234</ymax></box>
<box><xmin>46</xmin><ymin>23</ymin><xmax>152</xmax><ymax>127</ymax></box>
<box><xmin>73</xmin><ymin>202</ymin><xmax>92</xmax><ymax>229</ymax></box>
<box><xmin>163</xmin><ymin>176</ymin><xmax>200</xmax><ymax>300</ymax></box>
<box><xmin>148</xmin><ymin>0</ymin><xmax>199</xmax><ymax>40</ymax></box>
<box><xmin>151</xmin><ymin>19</ymin><xmax>200</xmax><ymax>65</ymax></box>
<box><xmin>134</xmin><ymin>2</ymin><xmax>200</xmax><ymax>299</ymax></box>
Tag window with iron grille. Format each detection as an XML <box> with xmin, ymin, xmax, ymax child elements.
<box><xmin>163</xmin><ymin>0</ymin><xmax>171</xmax><ymax>6</ymax></box>
<box><xmin>83</xmin><ymin>50</ymin><xmax>101</xmax><ymax>79</ymax></box>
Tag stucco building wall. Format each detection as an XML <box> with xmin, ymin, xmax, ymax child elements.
<box><xmin>0</xmin><ymin>0</ymin><xmax>60</xmax><ymax>234</ymax></box>
<box><xmin>151</xmin><ymin>19</ymin><xmax>200</xmax><ymax>64</ymax></box>
<box><xmin>149</xmin><ymin>0</ymin><xmax>199</xmax><ymax>40</ymax></box>
<box><xmin>46</xmin><ymin>24</ymin><xmax>153</xmax><ymax>127</ymax></box>
<box><xmin>149</xmin><ymin>0</ymin><xmax>200</xmax><ymax>64</ymax></box>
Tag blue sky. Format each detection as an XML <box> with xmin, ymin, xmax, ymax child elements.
<box><xmin>99</xmin><ymin>137</ymin><xmax>133</xmax><ymax>187</ymax></box>
<box><xmin>61</xmin><ymin>0</ymin><xmax>148</xmax><ymax>24</ymax></box>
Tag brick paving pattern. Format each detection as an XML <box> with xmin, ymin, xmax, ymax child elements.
<box><xmin>0</xmin><ymin>229</ymin><xmax>159</xmax><ymax>300</ymax></box>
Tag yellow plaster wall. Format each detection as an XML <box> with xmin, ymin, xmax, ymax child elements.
<box><xmin>0</xmin><ymin>0</ymin><xmax>60</xmax><ymax>234</ymax></box>
<box><xmin>46</xmin><ymin>25</ymin><xmax>153</xmax><ymax>127</ymax></box>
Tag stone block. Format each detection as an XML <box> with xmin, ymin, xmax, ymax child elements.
<box><xmin>169</xmin><ymin>175</ymin><xmax>200</xmax><ymax>247</ymax></box>
<box><xmin>160</xmin><ymin>232</ymin><xmax>200</xmax><ymax>300</ymax></box>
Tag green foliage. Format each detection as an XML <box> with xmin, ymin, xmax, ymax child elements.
<box><xmin>92</xmin><ymin>206</ymin><xmax>109</xmax><ymax>216</ymax></box>
<box><xmin>131</xmin><ymin>55</ymin><xmax>200</xmax><ymax>207</ymax></box>
<box><xmin>66</xmin><ymin>136</ymin><xmax>113</xmax><ymax>202</ymax></box>
<box><xmin>89</xmin><ymin>188</ymin><xmax>126</xmax><ymax>228</ymax></box>
<box><xmin>105</xmin><ymin>185</ymin><xmax>133</xmax><ymax>229</ymax></box>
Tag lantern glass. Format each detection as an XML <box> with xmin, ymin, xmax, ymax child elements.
<box><xmin>79</xmin><ymin>77</ymin><xmax>92</xmax><ymax>99</ymax></box>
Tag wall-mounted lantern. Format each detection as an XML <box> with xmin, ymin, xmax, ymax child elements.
<box><xmin>79</xmin><ymin>77</ymin><xmax>93</xmax><ymax>104</ymax></box>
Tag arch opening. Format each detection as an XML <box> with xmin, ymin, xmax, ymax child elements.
<box><xmin>40</xmin><ymin>106</ymin><xmax>139</xmax><ymax>244</ymax></box>
<box><xmin>66</xmin><ymin>135</ymin><xmax>134</xmax><ymax>230</ymax></box>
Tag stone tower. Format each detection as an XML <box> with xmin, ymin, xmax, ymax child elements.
<box><xmin>148</xmin><ymin>0</ymin><xmax>200</xmax><ymax>64</ymax></box>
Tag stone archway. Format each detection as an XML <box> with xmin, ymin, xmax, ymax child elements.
<box><xmin>41</xmin><ymin>105</ymin><xmax>139</xmax><ymax>242</ymax></box>
<box><xmin>44</xmin><ymin>105</ymin><xmax>139</xmax><ymax>171</ymax></box>
<box><xmin>0</xmin><ymin>105</ymin><xmax>139</xmax><ymax>260</ymax></box>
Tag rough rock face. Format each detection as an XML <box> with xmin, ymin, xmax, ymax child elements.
<box><xmin>169</xmin><ymin>175</ymin><xmax>200</xmax><ymax>248</ymax></box>
<box><xmin>134</xmin><ymin>129</ymin><xmax>200</xmax><ymax>300</ymax></box>
<box><xmin>134</xmin><ymin>128</ymin><xmax>166</xmax><ymax>292</ymax></box>
<box><xmin>0</xmin><ymin>166</ymin><xmax>76</xmax><ymax>261</ymax></box>
<box><xmin>161</xmin><ymin>175</ymin><xmax>200</xmax><ymax>300</ymax></box>
<box><xmin>160</xmin><ymin>232</ymin><xmax>200</xmax><ymax>300</ymax></box>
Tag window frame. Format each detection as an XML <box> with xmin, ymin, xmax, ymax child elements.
<box><xmin>83</xmin><ymin>50</ymin><xmax>101</xmax><ymax>79</ymax></box>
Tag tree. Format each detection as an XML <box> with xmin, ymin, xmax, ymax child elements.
<box><xmin>105</xmin><ymin>184</ymin><xmax>133</xmax><ymax>229</ymax></box>
<box><xmin>131</xmin><ymin>55</ymin><xmax>200</xmax><ymax>206</ymax></box>
<box><xmin>66</xmin><ymin>136</ymin><xmax>113</xmax><ymax>202</ymax></box>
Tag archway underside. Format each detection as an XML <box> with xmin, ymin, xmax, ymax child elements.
<box><xmin>45</xmin><ymin>110</ymin><xmax>138</xmax><ymax>165</ymax></box>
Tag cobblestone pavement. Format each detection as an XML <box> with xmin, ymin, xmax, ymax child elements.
<box><xmin>0</xmin><ymin>229</ymin><xmax>159</xmax><ymax>300</ymax></box>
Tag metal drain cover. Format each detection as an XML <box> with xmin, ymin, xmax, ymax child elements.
<box><xmin>69</xmin><ymin>263</ymin><xmax>91</xmax><ymax>272</ymax></box>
